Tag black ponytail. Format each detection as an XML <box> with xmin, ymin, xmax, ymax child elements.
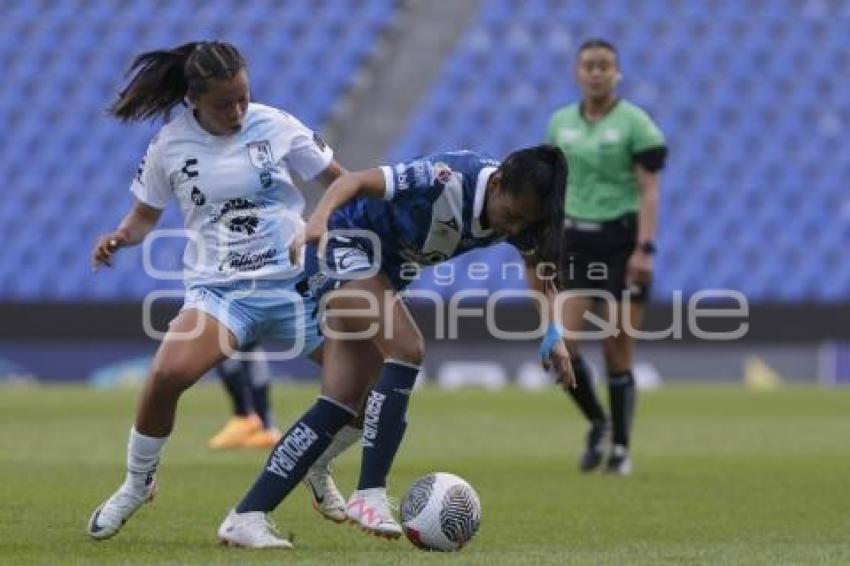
<box><xmin>110</xmin><ymin>41</ymin><xmax>246</xmax><ymax>122</ymax></box>
<box><xmin>499</xmin><ymin>144</ymin><xmax>568</xmax><ymax>267</ymax></box>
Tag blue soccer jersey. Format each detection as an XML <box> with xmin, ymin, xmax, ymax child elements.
<box><xmin>299</xmin><ymin>150</ymin><xmax>536</xmax><ymax>301</ymax></box>
<box><xmin>333</xmin><ymin>151</ymin><xmax>507</xmax><ymax>276</ymax></box>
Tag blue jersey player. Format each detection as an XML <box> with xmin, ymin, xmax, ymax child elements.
<box><xmin>219</xmin><ymin>145</ymin><xmax>576</xmax><ymax>544</ymax></box>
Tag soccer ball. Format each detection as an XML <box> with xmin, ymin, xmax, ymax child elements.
<box><xmin>400</xmin><ymin>472</ymin><xmax>482</xmax><ymax>551</ymax></box>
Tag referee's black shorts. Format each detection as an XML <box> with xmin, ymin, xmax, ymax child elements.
<box><xmin>559</xmin><ymin>213</ymin><xmax>651</xmax><ymax>303</ymax></box>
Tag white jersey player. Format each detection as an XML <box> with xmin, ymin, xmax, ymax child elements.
<box><xmin>86</xmin><ymin>41</ymin><xmax>378</xmax><ymax>547</ymax></box>
<box><xmin>131</xmin><ymin>102</ymin><xmax>329</xmax><ymax>292</ymax></box>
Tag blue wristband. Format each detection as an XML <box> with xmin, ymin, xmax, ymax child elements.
<box><xmin>539</xmin><ymin>323</ymin><xmax>564</xmax><ymax>361</ymax></box>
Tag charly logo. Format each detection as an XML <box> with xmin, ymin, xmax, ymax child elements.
<box><xmin>170</xmin><ymin>157</ymin><xmax>200</xmax><ymax>187</ymax></box>
<box><xmin>218</xmin><ymin>248</ymin><xmax>278</xmax><ymax>273</ymax></box>
<box><xmin>211</xmin><ymin>198</ymin><xmax>260</xmax><ymax>235</ymax></box>
<box><xmin>190</xmin><ymin>187</ymin><xmax>206</xmax><ymax>206</ymax></box>
<box><xmin>246</xmin><ymin>140</ymin><xmax>274</xmax><ymax>170</ymax></box>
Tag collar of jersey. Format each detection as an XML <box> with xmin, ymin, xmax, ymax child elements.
<box><xmin>578</xmin><ymin>97</ymin><xmax>621</xmax><ymax>125</ymax></box>
<box><xmin>185</xmin><ymin>108</ymin><xmax>236</xmax><ymax>144</ymax></box>
<box><xmin>472</xmin><ymin>166</ymin><xmax>497</xmax><ymax>238</ymax></box>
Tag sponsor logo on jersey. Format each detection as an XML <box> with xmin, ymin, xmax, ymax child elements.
<box><xmin>333</xmin><ymin>247</ymin><xmax>371</xmax><ymax>274</ymax></box>
<box><xmin>218</xmin><ymin>248</ymin><xmax>278</xmax><ymax>273</ymax></box>
<box><xmin>246</xmin><ymin>140</ymin><xmax>274</xmax><ymax>170</ymax></box>
<box><xmin>227</xmin><ymin>215</ymin><xmax>260</xmax><ymax>235</ymax></box>
<box><xmin>211</xmin><ymin>198</ymin><xmax>261</xmax><ymax>234</ymax></box>
<box><xmin>313</xmin><ymin>132</ymin><xmax>327</xmax><ymax>151</ymax></box>
<box><xmin>190</xmin><ymin>187</ymin><xmax>206</xmax><ymax>206</ymax></box>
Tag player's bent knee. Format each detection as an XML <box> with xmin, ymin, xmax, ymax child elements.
<box><xmin>150</xmin><ymin>363</ymin><xmax>202</xmax><ymax>396</ymax></box>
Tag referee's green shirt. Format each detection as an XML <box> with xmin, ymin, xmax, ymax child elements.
<box><xmin>546</xmin><ymin>99</ymin><xmax>665</xmax><ymax>221</ymax></box>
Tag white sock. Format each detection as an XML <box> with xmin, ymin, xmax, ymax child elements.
<box><xmin>123</xmin><ymin>427</ymin><xmax>167</xmax><ymax>494</ymax></box>
<box><xmin>308</xmin><ymin>425</ymin><xmax>360</xmax><ymax>475</ymax></box>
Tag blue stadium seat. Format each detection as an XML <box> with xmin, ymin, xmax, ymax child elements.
<box><xmin>390</xmin><ymin>0</ymin><xmax>849</xmax><ymax>303</ymax></box>
<box><xmin>0</xmin><ymin>0</ymin><xmax>398</xmax><ymax>300</ymax></box>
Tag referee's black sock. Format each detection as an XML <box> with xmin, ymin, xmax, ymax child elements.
<box><xmin>608</xmin><ymin>370</ymin><xmax>636</xmax><ymax>448</ymax></box>
<box><xmin>566</xmin><ymin>355</ymin><xmax>607</xmax><ymax>423</ymax></box>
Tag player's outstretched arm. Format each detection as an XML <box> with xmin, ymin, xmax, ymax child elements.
<box><xmin>524</xmin><ymin>263</ymin><xmax>576</xmax><ymax>389</ymax></box>
<box><xmin>289</xmin><ymin>168</ymin><xmax>386</xmax><ymax>264</ymax></box>
<box><xmin>92</xmin><ymin>199</ymin><xmax>162</xmax><ymax>270</ymax></box>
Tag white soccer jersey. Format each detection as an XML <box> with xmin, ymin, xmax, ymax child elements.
<box><xmin>130</xmin><ymin>103</ymin><xmax>333</xmax><ymax>287</ymax></box>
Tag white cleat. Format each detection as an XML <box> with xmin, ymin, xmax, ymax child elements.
<box><xmin>217</xmin><ymin>509</ymin><xmax>294</xmax><ymax>549</ymax></box>
<box><xmin>304</xmin><ymin>468</ymin><xmax>347</xmax><ymax>523</ymax></box>
<box><xmin>87</xmin><ymin>478</ymin><xmax>157</xmax><ymax>540</ymax></box>
<box><xmin>345</xmin><ymin>488</ymin><xmax>402</xmax><ymax>539</ymax></box>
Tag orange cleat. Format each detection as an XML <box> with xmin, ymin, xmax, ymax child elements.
<box><xmin>208</xmin><ymin>414</ymin><xmax>264</xmax><ymax>450</ymax></box>
<box><xmin>240</xmin><ymin>427</ymin><xmax>283</xmax><ymax>449</ymax></box>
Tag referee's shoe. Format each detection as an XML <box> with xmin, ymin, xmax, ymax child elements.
<box><xmin>579</xmin><ymin>419</ymin><xmax>610</xmax><ymax>472</ymax></box>
<box><xmin>604</xmin><ymin>444</ymin><xmax>633</xmax><ymax>476</ymax></box>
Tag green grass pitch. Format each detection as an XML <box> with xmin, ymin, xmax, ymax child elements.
<box><xmin>1</xmin><ymin>383</ymin><xmax>849</xmax><ymax>565</ymax></box>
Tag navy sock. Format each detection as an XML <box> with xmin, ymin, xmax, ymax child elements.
<box><xmin>249</xmin><ymin>377</ymin><xmax>273</xmax><ymax>429</ymax></box>
<box><xmin>236</xmin><ymin>396</ymin><xmax>354</xmax><ymax>513</ymax></box>
<box><xmin>566</xmin><ymin>355</ymin><xmax>607</xmax><ymax>423</ymax></box>
<box><xmin>358</xmin><ymin>359</ymin><xmax>420</xmax><ymax>490</ymax></box>
<box><xmin>217</xmin><ymin>359</ymin><xmax>252</xmax><ymax>417</ymax></box>
<box><xmin>608</xmin><ymin>370</ymin><xmax>636</xmax><ymax>448</ymax></box>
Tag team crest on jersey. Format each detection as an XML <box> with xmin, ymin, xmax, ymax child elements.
<box><xmin>433</xmin><ymin>162</ymin><xmax>453</xmax><ymax>185</ymax></box>
<box><xmin>246</xmin><ymin>140</ymin><xmax>274</xmax><ymax>170</ymax></box>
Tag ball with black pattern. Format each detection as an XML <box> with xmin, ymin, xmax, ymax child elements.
<box><xmin>400</xmin><ymin>472</ymin><xmax>482</xmax><ymax>552</ymax></box>
<box><xmin>401</xmin><ymin>473</ymin><xmax>436</xmax><ymax>523</ymax></box>
<box><xmin>439</xmin><ymin>483</ymin><xmax>481</xmax><ymax>545</ymax></box>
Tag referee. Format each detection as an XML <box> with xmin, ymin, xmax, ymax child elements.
<box><xmin>546</xmin><ymin>39</ymin><xmax>667</xmax><ymax>475</ymax></box>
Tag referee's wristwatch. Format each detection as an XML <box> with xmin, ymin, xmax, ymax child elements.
<box><xmin>637</xmin><ymin>241</ymin><xmax>657</xmax><ymax>255</ymax></box>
